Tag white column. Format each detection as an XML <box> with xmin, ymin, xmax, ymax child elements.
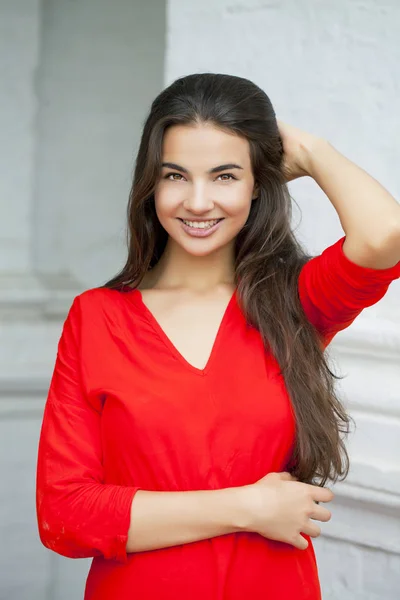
<box><xmin>0</xmin><ymin>0</ymin><xmax>166</xmax><ymax>597</ymax></box>
<box><xmin>0</xmin><ymin>0</ymin><xmax>40</xmax><ymax>274</ymax></box>
<box><xmin>0</xmin><ymin>0</ymin><xmax>81</xmax><ymax>319</ymax></box>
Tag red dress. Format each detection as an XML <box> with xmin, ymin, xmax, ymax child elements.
<box><xmin>36</xmin><ymin>237</ymin><xmax>400</xmax><ymax>600</ymax></box>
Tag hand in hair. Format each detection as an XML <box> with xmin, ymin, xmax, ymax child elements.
<box><xmin>277</xmin><ymin>119</ymin><xmax>323</xmax><ymax>183</ymax></box>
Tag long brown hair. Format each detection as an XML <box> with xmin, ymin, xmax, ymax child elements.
<box><xmin>102</xmin><ymin>72</ymin><xmax>353</xmax><ymax>487</ymax></box>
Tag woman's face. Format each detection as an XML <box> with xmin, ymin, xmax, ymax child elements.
<box><xmin>154</xmin><ymin>122</ymin><xmax>258</xmax><ymax>257</ymax></box>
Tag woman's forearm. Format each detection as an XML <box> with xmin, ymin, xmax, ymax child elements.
<box><xmin>305</xmin><ymin>139</ymin><xmax>400</xmax><ymax>267</ymax></box>
<box><xmin>126</xmin><ymin>487</ymin><xmax>249</xmax><ymax>553</ymax></box>
<box><xmin>278</xmin><ymin>120</ymin><xmax>400</xmax><ymax>268</ymax></box>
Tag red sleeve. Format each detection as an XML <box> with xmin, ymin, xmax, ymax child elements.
<box><xmin>36</xmin><ymin>295</ymin><xmax>141</xmax><ymax>562</ymax></box>
<box><xmin>298</xmin><ymin>236</ymin><xmax>400</xmax><ymax>346</ymax></box>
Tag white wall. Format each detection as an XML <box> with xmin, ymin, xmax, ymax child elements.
<box><xmin>164</xmin><ymin>1</ymin><xmax>400</xmax><ymax>598</ymax></box>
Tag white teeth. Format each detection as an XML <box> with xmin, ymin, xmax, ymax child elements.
<box><xmin>182</xmin><ymin>219</ymin><xmax>220</xmax><ymax>229</ymax></box>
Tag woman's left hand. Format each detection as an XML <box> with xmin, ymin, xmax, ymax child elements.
<box><xmin>277</xmin><ymin>119</ymin><xmax>324</xmax><ymax>182</ymax></box>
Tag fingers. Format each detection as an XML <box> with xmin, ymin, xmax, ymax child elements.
<box><xmin>293</xmin><ymin>534</ymin><xmax>309</xmax><ymax>550</ymax></box>
<box><xmin>310</xmin><ymin>505</ymin><xmax>332</xmax><ymax>523</ymax></box>
<box><xmin>308</xmin><ymin>485</ymin><xmax>334</xmax><ymax>504</ymax></box>
<box><xmin>319</xmin><ymin>487</ymin><xmax>334</xmax><ymax>503</ymax></box>
<box><xmin>301</xmin><ymin>521</ymin><xmax>322</xmax><ymax>539</ymax></box>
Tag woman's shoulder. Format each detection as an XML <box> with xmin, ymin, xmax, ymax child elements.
<box><xmin>70</xmin><ymin>286</ymin><xmax>131</xmax><ymax>317</ymax></box>
<box><xmin>76</xmin><ymin>285</ymin><xmax>126</xmax><ymax>303</ymax></box>
<box><xmin>63</xmin><ymin>287</ymin><xmax>139</xmax><ymax>345</ymax></box>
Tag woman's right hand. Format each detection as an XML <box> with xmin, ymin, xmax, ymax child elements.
<box><xmin>241</xmin><ymin>471</ymin><xmax>334</xmax><ymax>550</ymax></box>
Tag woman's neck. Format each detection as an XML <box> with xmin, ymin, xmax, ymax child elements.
<box><xmin>141</xmin><ymin>238</ymin><xmax>235</xmax><ymax>292</ymax></box>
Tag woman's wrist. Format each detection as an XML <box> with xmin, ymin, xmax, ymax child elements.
<box><xmin>228</xmin><ymin>484</ymin><xmax>256</xmax><ymax>533</ymax></box>
<box><xmin>300</xmin><ymin>137</ymin><xmax>333</xmax><ymax>179</ymax></box>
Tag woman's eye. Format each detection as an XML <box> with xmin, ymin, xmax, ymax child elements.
<box><xmin>164</xmin><ymin>172</ymin><xmax>236</xmax><ymax>181</ymax></box>
<box><xmin>165</xmin><ymin>172</ymin><xmax>184</xmax><ymax>181</ymax></box>
<box><xmin>219</xmin><ymin>173</ymin><xmax>236</xmax><ymax>181</ymax></box>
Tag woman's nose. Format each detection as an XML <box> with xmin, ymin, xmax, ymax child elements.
<box><xmin>183</xmin><ymin>185</ymin><xmax>215</xmax><ymax>213</ymax></box>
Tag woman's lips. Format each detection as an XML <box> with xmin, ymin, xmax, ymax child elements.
<box><xmin>178</xmin><ymin>218</ymin><xmax>224</xmax><ymax>238</ymax></box>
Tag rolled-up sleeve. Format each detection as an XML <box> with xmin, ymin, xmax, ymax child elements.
<box><xmin>36</xmin><ymin>296</ymin><xmax>141</xmax><ymax>562</ymax></box>
<box><xmin>298</xmin><ymin>236</ymin><xmax>400</xmax><ymax>345</ymax></box>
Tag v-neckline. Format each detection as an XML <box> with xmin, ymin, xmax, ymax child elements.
<box><xmin>129</xmin><ymin>287</ymin><xmax>237</xmax><ymax>377</ymax></box>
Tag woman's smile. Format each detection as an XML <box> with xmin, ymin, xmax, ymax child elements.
<box><xmin>177</xmin><ymin>217</ymin><xmax>225</xmax><ymax>237</ymax></box>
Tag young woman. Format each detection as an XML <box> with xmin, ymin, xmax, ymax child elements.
<box><xmin>36</xmin><ymin>73</ymin><xmax>400</xmax><ymax>600</ymax></box>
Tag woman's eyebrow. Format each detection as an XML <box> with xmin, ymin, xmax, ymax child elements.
<box><xmin>161</xmin><ymin>162</ymin><xmax>244</xmax><ymax>174</ymax></box>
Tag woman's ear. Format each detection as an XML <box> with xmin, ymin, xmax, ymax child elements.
<box><xmin>252</xmin><ymin>183</ymin><xmax>259</xmax><ymax>200</ymax></box>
